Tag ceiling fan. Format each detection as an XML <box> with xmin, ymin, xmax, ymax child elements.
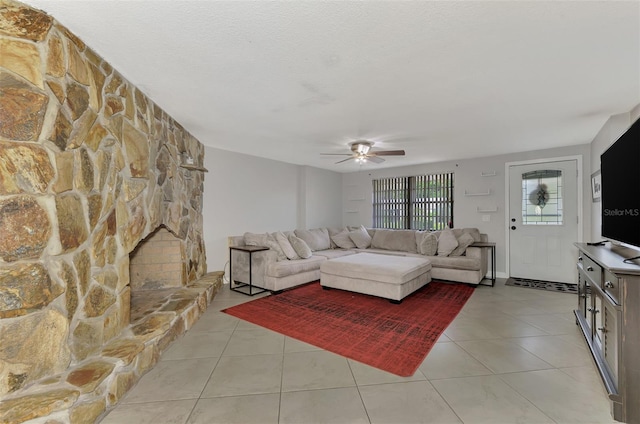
<box><xmin>322</xmin><ymin>141</ymin><xmax>406</xmax><ymax>164</ymax></box>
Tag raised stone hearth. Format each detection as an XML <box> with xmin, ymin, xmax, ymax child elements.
<box><xmin>0</xmin><ymin>272</ymin><xmax>222</xmax><ymax>424</ymax></box>
<box><xmin>0</xmin><ymin>1</ymin><xmax>218</xmax><ymax>422</ymax></box>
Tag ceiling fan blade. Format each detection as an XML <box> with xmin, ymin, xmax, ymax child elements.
<box><xmin>367</xmin><ymin>156</ymin><xmax>385</xmax><ymax>164</ymax></box>
<box><xmin>335</xmin><ymin>157</ymin><xmax>355</xmax><ymax>164</ymax></box>
<box><xmin>321</xmin><ymin>153</ymin><xmax>354</xmax><ymax>156</ymax></box>
<box><xmin>370</xmin><ymin>150</ymin><xmax>406</xmax><ymax>156</ymax></box>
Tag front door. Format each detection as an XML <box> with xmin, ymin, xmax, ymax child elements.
<box><xmin>508</xmin><ymin>160</ymin><xmax>578</xmax><ymax>283</ymax></box>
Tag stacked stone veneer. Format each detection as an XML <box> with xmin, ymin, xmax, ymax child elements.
<box><xmin>0</xmin><ymin>1</ymin><xmax>213</xmax><ymax>421</ymax></box>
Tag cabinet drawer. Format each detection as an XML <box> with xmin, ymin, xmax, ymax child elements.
<box><xmin>578</xmin><ymin>254</ymin><xmax>602</xmax><ymax>285</ymax></box>
<box><xmin>603</xmin><ymin>270</ymin><xmax>621</xmax><ymax>305</ymax></box>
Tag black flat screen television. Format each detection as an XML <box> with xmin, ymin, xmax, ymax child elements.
<box><xmin>600</xmin><ymin>116</ymin><xmax>640</xmax><ymax>251</ymax></box>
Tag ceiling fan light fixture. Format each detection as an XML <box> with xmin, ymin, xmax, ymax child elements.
<box><xmin>351</xmin><ymin>141</ymin><xmax>373</xmax><ymax>155</ymax></box>
<box><xmin>324</xmin><ymin>140</ymin><xmax>404</xmax><ymax>165</ymax></box>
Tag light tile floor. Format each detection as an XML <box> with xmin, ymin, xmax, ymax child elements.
<box><xmin>102</xmin><ymin>279</ymin><xmax>616</xmax><ymax>424</ymax></box>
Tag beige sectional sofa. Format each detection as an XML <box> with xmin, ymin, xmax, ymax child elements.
<box><xmin>228</xmin><ymin>227</ymin><xmax>489</xmax><ymax>293</ymax></box>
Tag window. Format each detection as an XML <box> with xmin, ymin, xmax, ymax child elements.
<box><xmin>372</xmin><ymin>173</ymin><xmax>454</xmax><ymax>230</ymax></box>
<box><xmin>521</xmin><ymin>169</ymin><xmax>563</xmax><ymax>225</ymax></box>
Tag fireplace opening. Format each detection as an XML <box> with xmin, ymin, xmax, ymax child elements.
<box><xmin>128</xmin><ymin>226</ymin><xmax>189</xmax><ymax>323</ymax></box>
<box><xmin>129</xmin><ymin>226</ymin><xmax>185</xmax><ymax>291</ymax></box>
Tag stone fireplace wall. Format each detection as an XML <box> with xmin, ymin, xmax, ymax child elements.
<box><xmin>0</xmin><ymin>0</ymin><xmax>207</xmax><ymax>399</ymax></box>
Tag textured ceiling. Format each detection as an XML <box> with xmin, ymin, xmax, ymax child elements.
<box><xmin>26</xmin><ymin>0</ymin><xmax>640</xmax><ymax>172</ymax></box>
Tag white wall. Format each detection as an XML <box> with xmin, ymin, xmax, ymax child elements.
<box><xmin>342</xmin><ymin>144</ymin><xmax>591</xmax><ymax>277</ymax></box>
<box><xmin>302</xmin><ymin>166</ymin><xmax>343</xmax><ymax>229</ymax></box>
<box><xmin>202</xmin><ymin>148</ymin><xmax>342</xmax><ymax>271</ymax></box>
<box><xmin>589</xmin><ymin>105</ymin><xmax>640</xmax><ymax>240</ymax></box>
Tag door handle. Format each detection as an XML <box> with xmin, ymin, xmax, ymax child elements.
<box><xmin>511</xmin><ymin>226</ymin><xmax>516</xmax><ymax>230</ymax></box>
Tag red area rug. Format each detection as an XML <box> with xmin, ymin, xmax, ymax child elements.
<box><xmin>222</xmin><ymin>281</ymin><xmax>474</xmax><ymax>376</ymax></box>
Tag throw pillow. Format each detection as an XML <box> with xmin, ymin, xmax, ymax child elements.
<box><xmin>267</xmin><ymin>233</ymin><xmax>287</xmax><ymax>261</ymax></box>
<box><xmin>462</xmin><ymin>228</ymin><xmax>482</xmax><ymax>242</ymax></box>
<box><xmin>450</xmin><ymin>233</ymin><xmax>475</xmax><ymax>256</ymax></box>
<box><xmin>243</xmin><ymin>232</ymin><xmax>269</xmax><ymax>247</ymax></box>
<box><xmin>275</xmin><ymin>231</ymin><xmax>299</xmax><ymax>260</ymax></box>
<box><xmin>294</xmin><ymin>228</ymin><xmax>331</xmax><ymax>251</ymax></box>
<box><xmin>289</xmin><ymin>234</ymin><xmax>312</xmax><ymax>259</ymax></box>
<box><xmin>420</xmin><ymin>233</ymin><xmax>438</xmax><ymax>256</ymax></box>
<box><xmin>437</xmin><ymin>229</ymin><xmax>458</xmax><ymax>256</ymax></box>
<box><xmin>349</xmin><ymin>225</ymin><xmax>372</xmax><ymax>249</ymax></box>
<box><xmin>327</xmin><ymin>227</ymin><xmax>344</xmax><ymax>249</ymax></box>
<box><xmin>331</xmin><ymin>229</ymin><xmax>356</xmax><ymax>249</ymax></box>
<box><xmin>347</xmin><ymin>226</ymin><xmax>375</xmax><ymax>238</ymax></box>
<box><xmin>415</xmin><ymin>230</ymin><xmax>428</xmax><ymax>249</ymax></box>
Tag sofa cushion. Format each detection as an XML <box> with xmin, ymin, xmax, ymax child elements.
<box><xmin>275</xmin><ymin>231</ymin><xmax>299</xmax><ymax>260</ymax></box>
<box><xmin>450</xmin><ymin>233</ymin><xmax>475</xmax><ymax>256</ymax></box>
<box><xmin>289</xmin><ymin>235</ymin><xmax>312</xmax><ymax>259</ymax></box>
<box><xmin>419</xmin><ymin>233</ymin><xmax>438</xmax><ymax>256</ymax></box>
<box><xmin>356</xmin><ymin>248</ymin><xmax>407</xmax><ymax>257</ymax></box>
<box><xmin>437</xmin><ymin>229</ymin><xmax>458</xmax><ymax>256</ymax></box>
<box><xmin>295</xmin><ymin>228</ymin><xmax>331</xmax><ymax>251</ymax></box>
<box><xmin>371</xmin><ymin>229</ymin><xmax>418</xmax><ymax>253</ymax></box>
<box><xmin>426</xmin><ymin>255</ymin><xmax>481</xmax><ymax>271</ymax></box>
<box><xmin>331</xmin><ymin>229</ymin><xmax>356</xmax><ymax>249</ymax></box>
<box><xmin>313</xmin><ymin>249</ymin><xmax>357</xmax><ymax>259</ymax></box>
<box><xmin>349</xmin><ymin>225</ymin><xmax>372</xmax><ymax>249</ymax></box>
<box><xmin>265</xmin><ymin>256</ymin><xmax>326</xmax><ymax>278</ymax></box>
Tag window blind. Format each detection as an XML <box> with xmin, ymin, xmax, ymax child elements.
<box><xmin>373</xmin><ymin>173</ymin><xmax>454</xmax><ymax>230</ymax></box>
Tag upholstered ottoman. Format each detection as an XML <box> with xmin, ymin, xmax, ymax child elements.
<box><xmin>320</xmin><ymin>253</ymin><xmax>432</xmax><ymax>303</ymax></box>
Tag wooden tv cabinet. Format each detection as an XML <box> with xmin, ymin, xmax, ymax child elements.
<box><xmin>574</xmin><ymin>243</ymin><xmax>640</xmax><ymax>423</ymax></box>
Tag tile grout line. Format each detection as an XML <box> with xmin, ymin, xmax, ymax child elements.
<box><xmin>348</xmin><ymin>358</ymin><xmax>373</xmax><ymax>424</ymax></box>
<box><xmin>278</xmin><ymin>335</ymin><xmax>286</xmax><ymax>423</ymax></box>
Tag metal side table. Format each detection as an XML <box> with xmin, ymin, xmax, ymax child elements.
<box><xmin>229</xmin><ymin>245</ymin><xmax>269</xmax><ymax>295</ymax></box>
<box><xmin>470</xmin><ymin>242</ymin><xmax>496</xmax><ymax>287</ymax></box>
